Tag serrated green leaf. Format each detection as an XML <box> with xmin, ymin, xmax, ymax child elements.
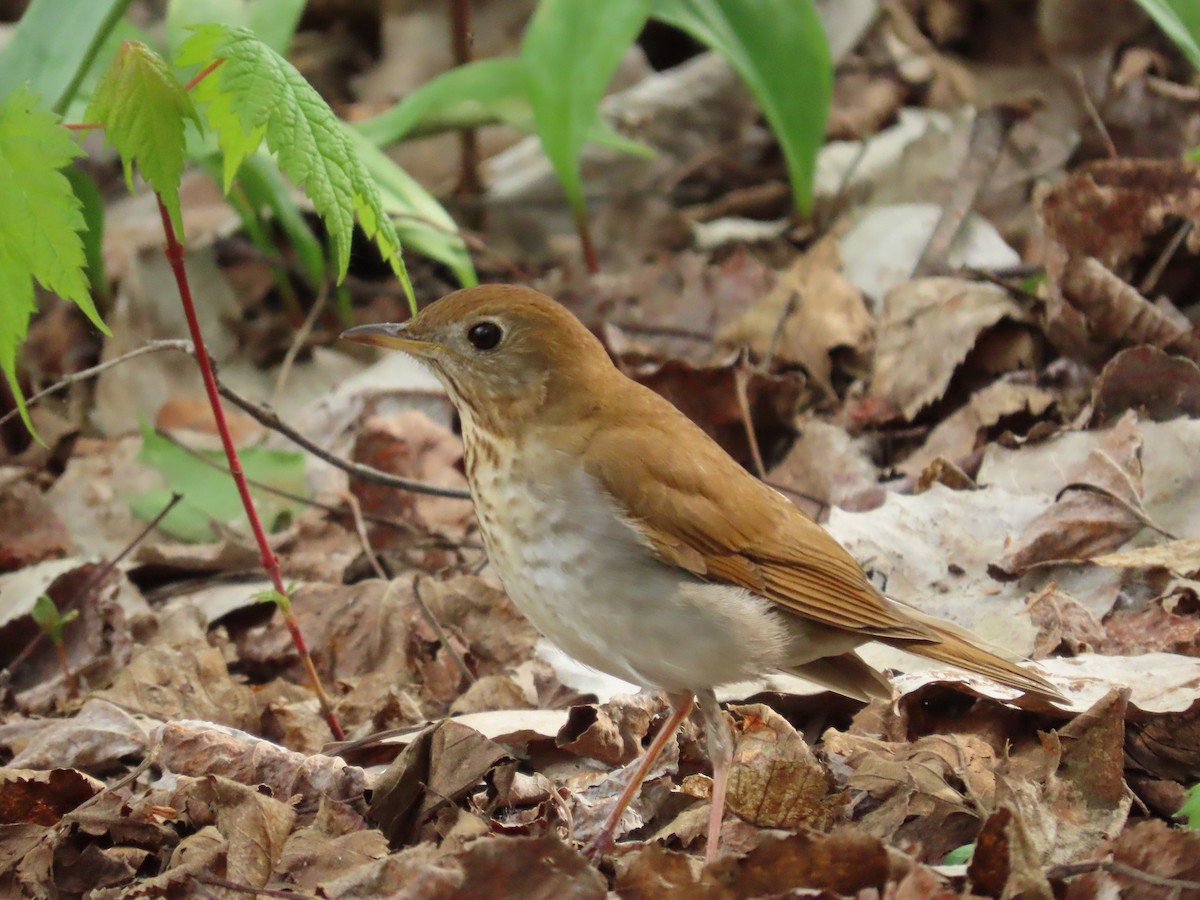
<box><xmin>1136</xmin><ymin>0</ymin><xmax>1200</xmax><ymax>69</ymax></box>
<box><xmin>521</xmin><ymin>0</ymin><xmax>651</xmax><ymax>218</ymax></box>
<box><xmin>234</xmin><ymin>154</ymin><xmax>327</xmax><ymax>286</ymax></box>
<box><xmin>177</xmin><ymin>24</ymin><xmax>410</xmax><ymax>297</ymax></box>
<box><xmin>130</xmin><ymin>420</ymin><xmax>308</xmax><ymax>543</ymax></box>
<box><xmin>85</xmin><ymin>41</ymin><xmax>199</xmax><ymax>235</ymax></box>
<box><xmin>651</xmin><ymin>0</ymin><xmax>831</xmax><ymax>213</ymax></box>
<box><xmin>345</xmin><ymin>127</ymin><xmax>474</xmax><ymax>291</ymax></box>
<box><xmin>0</xmin><ymin>86</ymin><xmax>105</xmax><ymax>437</ymax></box>
<box><xmin>0</xmin><ymin>0</ymin><xmax>132</xmax><ymax>114</ymax></box>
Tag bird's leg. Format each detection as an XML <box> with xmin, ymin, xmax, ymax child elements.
<box><xmin>583</xmin><ymin>691</ymin><xmax>695</xmax><ymax>860</ymax></box>
<box><xmin>696</xmin><ymin>688</ymin><xmax>732</xmax><ymax>865</ymax></box>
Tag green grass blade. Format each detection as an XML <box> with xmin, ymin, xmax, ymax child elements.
<box><xmin>651</xmin><ymin>0</ymin><xmax>831</xmax><ymax>213</ymax></box>
<box><xmin>521</xmin><ymin>0</ymin><xmax>651</xmax><ymax>217</ymax></box>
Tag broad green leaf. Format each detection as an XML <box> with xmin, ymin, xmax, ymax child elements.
<box><xmin>345</xmin><ymin>127</ymin><xmax>475</xmax><ymax>291</ymax></box>
<box><xmin>167</xmin><ymin>0</ymin><xmax>306</xmax><ymax>57</ymax></box>
<box><xmin>177</xmin><ymin>24</ymin><xmax>410</xmax><ymax>299</ymax></box>
<box><xmin>356</xmin><ymin>56</ymin><xmax>653</xmax><ymax>159</ymax></box>
<box><xmin>521</xmin><ymin>0</ymin><xmax>651</xmax><ymax>217</ymax></box>
<box><xmin>131</xmin><ymin>421</ymin><xmax>308</xmax><ymax>543</ymax></box>
<box><xmin>651</xmin><ymin>0</ymin><xmax>832</xmax><ymax>213</ymax></box>
<box><xmin>1179</xmin><ymin>784</ymin><xmax>1200</xmax><ymax>829</ymax></box>
<box><xmin>0</xmin><ymin>86</ymin><xmax>105</xmax><ymax>435</ymax></box>
<box><xmin>0</xmin><ymin>0</ymin><xmax>132</xmax><ymax>114</ymax></box>
<box><xmin>85</xmin><ymin>41</ymin><xmax>199</xmax><ymax>235</ymax></box>
<box><xmin>1136</xmin><ymin>0</ymin><xmax>1200</xmax><ymax>69</ymax></box>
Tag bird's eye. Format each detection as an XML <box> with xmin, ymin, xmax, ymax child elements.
<box><xmin>467</xmin><ymin>321</ymin><xmax>503</xmax><ymax>351</ymax></box>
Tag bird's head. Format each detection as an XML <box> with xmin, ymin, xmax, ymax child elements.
<box><xmin>341</xmin><ymin>285</ymin><xmax>615</xmax><ymax>434</ymax></box>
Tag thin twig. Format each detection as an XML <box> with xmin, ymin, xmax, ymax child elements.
<box><xmin>732</xmin><ymin>354</ymin><xmax>767</xmax><ymax>480</ymax></box>
<box><xmin>0</xmin><ymin>340</ymin><xmax>192</xmax><ymax>429</ymax></box>
<box><xmin>1047</xmin><ymin>858</ymin><xmax>1200</xmax><ymax>892</ymax></box>
<box><xmin>193</xmin><ymin>877</ymin><xmax>314</xmax><ymax>899</ymax></box>
<box><xmin>1</xmin><ymin>339</ymin><xmax>472</xmax><ymax>500</ymax></box>
<box><xmin>343</xmin><ymin>490</ymin><xmax>390</xmax><ymax>582</ymax></box>
<box><xmin>155</xmin><ymin>429</ymin><xmax>480</xmax><ymax>547</ymax></box>
<box><xmin>1072</xmin><ymin>66</ymin><xmax>1118</xmax><ymax>160</ymax></box>
<box><xmin>1140</xmin><ymin>220</ymin><xmax>1193</xmax><ymax>297</ymax></box>
<box><xmin>215</xmin><ymin>380</ymin><xmax>472</xmax><ymax>500</ymax></box>
<box><xmin>272</xmin><ymin>279</ymin><xmax>329</xmax><ymax>409</ymax></box>
<box><xmin>155</xmin><ymin>194</ymin><xmax>343</xmax><ymax>741</ymax></box>
<box><xmin>413</xmin><ymin>574</ymin><xmax>475</xmax><ymax>686</ymax></box>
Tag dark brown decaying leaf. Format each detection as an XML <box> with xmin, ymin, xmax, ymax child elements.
<box><xmin>0</xmin><ymin>767</ymin><xmax>102</xmax><ymax>826</ymax></box>
<box><xmin>275</xmin><ymin>797</ymin><xmax>390</xmax><ymax>890</ymax></box>
<box><xmin>557</xmin><ymin>693</ymin><xmax>661</xmax><ymax>766</ymax></box>
<box><xmin>1040</xmin><ymin>159</ymin><xmax>1200</xmax><ymax>363</ymax></box>
<box><xmin>1089</xmin><ymin>346</ymin><xmax>1200</xmax><ymax>427</ymax></box>
<box><xmin>0</xmin><ymin>481</ymin><xmax>72</xmax><ymax>572</ymax></box>
<box><xmin>370</xmin><ymin>719</ymin><xmax>510</xmax><ymax>846</ymax></box>
<box><xmin>1025</xmin><ymin>584</ymin><xmax>1106</xmax><ymax>658</ymax></box>
<box><xmin>967</xmin><ymin>806</ymin><xmax>1053</xmax><ymax>900</ymax></box>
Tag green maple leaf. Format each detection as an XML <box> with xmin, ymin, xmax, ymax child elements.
<box><xmin>177</xmin><ymin>24</ymin><xmax>410</xmax><ymax>302</ymax></box>
<box><xmin>85</xmin><ymin>40</ymin><xmax>198</xmax><ymax>235</ymax></box>
<box><xmin>0</xmin><ymin>86</ymin><xmax>106</xmax><ymax>435</ymax></box>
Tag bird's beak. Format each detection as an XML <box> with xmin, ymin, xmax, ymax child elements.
<box><xmin>340</xmin><ymin>322</ymin><xmax>435</xmax><ymax>355</ymax></box>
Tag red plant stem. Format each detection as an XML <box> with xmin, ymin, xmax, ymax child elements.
<box><xmin>154</xmin><ymin>194</ymin><xmax>344</xmax><ymax>741</ymax></box>
<box><xmin>573</xmin><ymin>206</ymin><xmax>600</xmax><ymax>274</ymax></box>
<box><xmin>185</xmin><ymin>58</ymin><xmax>224</xmax><ymax>92</ymax></box>
<box><xmin>64</xmin><ymin>122</ymin><xmax>104</xmax><ymax>131</ymax></box>
<box><xmin>54</xmin><ymin>639</ymin><xmax>78</xmax><ymax>697</ymax></box>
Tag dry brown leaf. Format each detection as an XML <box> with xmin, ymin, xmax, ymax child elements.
<box><xmin>901</xmin><ymin>377</ymin><xmax>1054</xmax><ymax>475</ymax></box>
<box><xmin>824</xmin><ymin>729</ymin><xmax>994</xmax><ymax>858</ymax></box>
<box><xmin>274</xmin><ymin>797</ymin><xmax>389</xmax><ymax>891</ymax></box>
<box><xmin>155</xmin><ymin>720</ymin><xmax>368</xmax><ymax>812</ymax></box>
<box><xmin>1089</xmin><ymin>346</ymin><xmax>1200</xmax><ymax>427</ymax></box>
<box><xmin>169</xmin><ymin>774</ymin><xmax>296</xmax><ymax>888</ymax></box>
<box><xmin>1025</xmin><ymin>585</ymin><xmax>1106</xmax><ymax>658</ymax></box>
<box><xmin>1092</xmin><ymin>536</ymin><xmax>1200</xmax><ymax>577</ymax></box>
<box><xmin>1040</xmin><ymin>159</ymin><xmax>1200</xmax><ymax>363</ymax></box>
<box><xmin>1108</xmin><ymin>819</ymin><xmax>1200</xmax><ymax>899</ymax></box>
<box><xmin>966</xmin><ymin>806</ymin><xmax>1053</xmax><ymax>900</ymax></box>
<box><xmin>369</xmin><ymin>719</ymin><xmax>510</xmax><ymax>846</ymax></box>
<box><xmin>0</xmin><ymin>768</ymin><xmax>103</xmax><ymax>826</ymax></box>
<box><xmin>724</xmin><ymin>703</ymin><xmax>847</xmax><ymax>831</ymax></box>
<box><xmin>557</xmin><ymin>694</ymin><xmax>661</xmax><ymax>766</ymax></box>
<box><xmin>991</xmin><ymin>412</ymin><xmax>1146</xmax><ymax>578</ymax></box>
<box><xmin>870</xmin><ymin>278</ymin><xmax>1033</xmax><ymax>420</ymax></box>
<box><xmin>994</xmin><ymin>690</ymin><xmax>1131</xmax><ymax>866</ymax></box>
<box><xmin>715</xmin><ymin>238</ymin><xmax>873</xmax><ymax>395</ymax></box>
<box><xmin>1</xmin><ymin>699</ymin><xmax>152</xmax><ymax>773</ymax></box>
<box><xmin>0</xmin><ymin>480</ymin><xmax>71</xmax><ymax>572</ymax></box>
<box><xmin>715</xmin><ymin>830</ymin><xmax>891</xmax><ymax>898</ymax></box>
<box><xmin>93</xmin><ymin>607</ymin><xmax>257</xmax><ymax>731</ymax></box>
<box><xmin>767</xmin><ymin>417</ymin><xmax>882</xmax><ymax>517</ymax></box>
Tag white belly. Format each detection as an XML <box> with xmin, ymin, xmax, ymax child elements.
<box><xmin>467</xmin><ymin>443</ymin><xmax>794</xmax><ymax>691</ymax></box>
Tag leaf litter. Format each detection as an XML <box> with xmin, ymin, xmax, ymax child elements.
<box><xmin>5</xmin><ymin>0</ymin><xmax>1200</xmax><ymax>896</ymax></box>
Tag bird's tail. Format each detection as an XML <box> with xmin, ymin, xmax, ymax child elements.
<box><xmin>885</xmin><ymin>600</ymin><xmax>1065</xmax><ymax>705</ymax></box>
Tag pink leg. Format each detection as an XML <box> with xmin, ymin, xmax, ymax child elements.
<box><xmin>697</xmin><ymin>689</ymin><xmax>732</xmax><ymax>865</ymax></box>
<box><xmin>584</xmin><ymin>691</ymin><xmax>694</xmax><ymax>860</ymax></box>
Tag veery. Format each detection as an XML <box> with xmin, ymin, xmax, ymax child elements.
<box><xmin>342</xmin><ymin>285</ymin><xmax>1062</xmax><ymax>863</ymax></box>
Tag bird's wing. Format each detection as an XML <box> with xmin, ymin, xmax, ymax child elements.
<box><xmin>581</xmin><ymin>410</ymin><xmax>932</xmax><ymax>642</ymax></box>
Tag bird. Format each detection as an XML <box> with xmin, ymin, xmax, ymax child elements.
<box><xmin>341</xmin><ymin>284</ymin><xmax>1063</xmax><ymax>864</ymax></box>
